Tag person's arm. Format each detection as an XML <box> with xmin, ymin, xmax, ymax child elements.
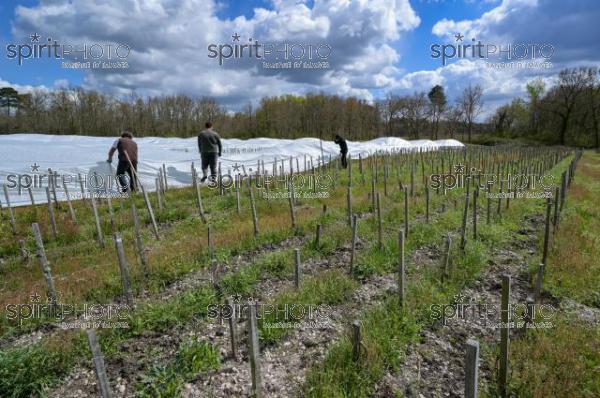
<box><xmin>108</xmin><ymin>140</ymin><xmax>118</xmax><ymax>162</ymax></box>
<box><xmin>198</xmin><ymin>135</ymin><xmax>202</xmax><ymax>154</ymax></box>
<box><xmin>216</xmin><ymin>134</ymin><xmax>222</xmax><ymax>157</ymax></box>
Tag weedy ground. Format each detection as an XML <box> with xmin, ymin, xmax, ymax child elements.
<box><xmin>0</xmin><ymin>148</ymin><xmax>597</xmax><ymax>398</ymax></box>
<box><xmin>505</xmin><ymin>151</ymin><xmax>600</xmax><ymax>398</ymax></box>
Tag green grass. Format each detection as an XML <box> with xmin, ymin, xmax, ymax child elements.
<box><xmin>505</xmin><ymin>315</ymin><xmax>600</xmax><ymax>398</ymax></box>
<box><xmin>302</xmin><ymin>154</ymin><xmax>575</xmax><ymax>397</ymax></box>
<box><xmin>0</xmin><ymin>335</ymin><xmax>85</xmax><ymax>398</ymax></box>
<box><xmin>542</xmin><ymin>152</ymin><xmax>600</xmax><ymax>306</ymax></box>
<box><xmin>220</xmin><ymin>265</ymin><xmax>261</xmax><ymax>297</ymax></box>
<box><xmin>302</xmin><ymin>203</ymin><xmax>481</xmax><ymax>397</ymax></box>
<box><xmin>136</xmin><ymin>339</ymin><xmax>221</xmax><ymax>397</ymax></box>
<box><xmin>0</xmin><ymin>211</ymin><xmax>354</xmax><ymax>398</ymax></box>
<box><xmin>0</xmin><ymin>147</ymin><xmax>576</xmax><ymax>397</ymax></box>
<box><xmin>259</xmin><ymin>269</ymin><xmax>358</xmax><ymax>344</ymax></box>
<box><xmin>304</xmin><ymin>297</ymin><xmax>420</xmax><ymax>398</ymax></box>
<box><xmin>497</xmin><ymin>151</ymin><xmax>600</xmax><ymax>398</ymax></box>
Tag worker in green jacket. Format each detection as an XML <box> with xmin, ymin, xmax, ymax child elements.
<box><xmin>197</xmin><ymin>121</ymin><xmax>223</xmax><ymax>183</ymax></box>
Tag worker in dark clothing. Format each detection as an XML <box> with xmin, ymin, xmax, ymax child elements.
<box><xmin>108</xmin><ymin>131</ymin><xmax>138</xmax><ymax>193</ymax></box>
<box><xmin>198</xmin><ymin>121</ymin><xmax>223</xmax><ymax>182</ymax></box>
<box><xmin>334</xmin><ymin>134</ymin><xmax>348</xmax><ymax>169</ymax></box>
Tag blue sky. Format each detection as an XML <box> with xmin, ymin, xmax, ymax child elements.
<box><xmin>1</xmin><ymin>0</ymin><xmax>599</xmax><ymax>115</ymax></box>
<box><xmin>1</xmin><ymin>0</ymin><xmax>494</xmax><ymax>89</ymax></box>
<box><xmin>399</xmin><ymin>0</ymin><xmax>496</xmax><ymax>71</ymax></box>
<box><xmin>0</xmin><ymin>0</ymin><xmax>85</xmax><ymax>87</ymax></box>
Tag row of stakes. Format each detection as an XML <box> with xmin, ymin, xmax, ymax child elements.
<box><xmin>90</xmin><ymin>155</ymin><xmax>579</xmax><ymax>398</ymax></box>
<box><xmin>0</xmin><ymin>152</ymin><xmax>353</xmax><ymax>398</ymax></box>
<box><xmin>0</xmin><ymin>147</ymin><xmax>577</xmax><ymax>397</ymax></box>
<box><xmin>1</xmin><ymin>145</ymin><xmax>569</xmax><ymax>248</ymax></box>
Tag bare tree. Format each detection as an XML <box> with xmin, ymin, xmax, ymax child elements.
<box><xmin>445</xmin><ymin>105</ymin><xmax>463</xmax><ymax>139</ymax></box>
<box><xmin>459</xmin><ymin>84</ymin><xmax>483</xmax><ymax>142</ymax></box>
<box><xmin>400</xmin><ymin>92</ymin><xmax>428</xmax><ymax>139</ymax></box>
<box><xmin>378</xmin><ymin>93</ymin><xmax>400</xmax><ymax>136</ymax></box>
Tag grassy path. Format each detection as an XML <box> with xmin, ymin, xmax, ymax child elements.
<box><xmin>506</xmin><ymin>151</ymin><xmax>600</xmax><ymax>398</ymax></box>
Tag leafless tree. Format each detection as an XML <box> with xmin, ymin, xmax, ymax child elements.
<box><xmin>459</xmin><ymin>84</ymin><xmax>483</xmax><ymax>142</ymax></box>
<box><xmin>445</xmin><ymin>105</ymin><xmax>463</xmax><ymax>139</ymax></box>
<box><xmin>399</xmin><ymin>92</ymin><xmax>428</xmax><ymax>139</ymax></box>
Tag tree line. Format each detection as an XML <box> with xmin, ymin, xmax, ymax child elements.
<box><xmin>489</xmin><ymin>67</ymin><xmax>600</xmax><ymax>147</ymax></box>
<box><xmin>0</xmin><ymin>66</ymin><xmax>598</xmax><ymax>147</ymax></box>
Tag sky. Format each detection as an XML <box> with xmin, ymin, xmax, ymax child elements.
<box><xmin>1</xmin><ymin>0</ymin><xmax>600</xmax><ymax>117</ymax></box>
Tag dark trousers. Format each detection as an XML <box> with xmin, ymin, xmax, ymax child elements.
<box><xmin>116</xmin><ymin>160</ymin><xmax>137</xmax><ymax>192</ymax></box>
<box><xmin>341</xmin><ymin>151</ymin><xmax>348</xmax><ymax>169</ymax></box>
<box><xmin>201</xmin><ymin>153</ymin><xmax>218</xmax><ymax>181</ymax></box>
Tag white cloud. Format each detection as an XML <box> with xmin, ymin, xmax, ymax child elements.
<box><xmin>432</xmin><ymin>0</ymin><xmax>538</xmax><ymax>40</ymax></box>
<box><xmin>423</xmin><ymin>0</ymin><xmax>600</xmax><ymax>117</ymax></box>
<box><xmin>10</xmin><ymin>0</ymin><xmax>420</xmax><ymax>108</ymax></box>
<box><xmin>390</xmin><ymin>58</ymin><xmax>558</xmax><ymax>119</ymax></box>
<box><xmin>8</xmin><ymin>0</ymin><xmax>600</xmax><ymax>118</ymax></box>
<box><xmin>0</xmin><ymin>77</ymin><xmax>48</xmax><ymax>93</ymax></box>
<box><xmin>53</xmin><ymin>79</ymin><xmax>70</xmax><ymax>89</ymax></box>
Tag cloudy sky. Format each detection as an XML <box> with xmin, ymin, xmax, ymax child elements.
<box><xmin>1</xmin><ymin>0</ymin><xmax>599</xmax><ymax>115</ymax></box>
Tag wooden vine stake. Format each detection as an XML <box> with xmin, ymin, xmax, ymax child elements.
<box><xmin>208</xmin><ymin>224</ymin><xmax>215</xmax><ymax>261</ymax></box>
<box><xmin>403</xmin><ymin>187</ymin><xmax>409</xmax><ymax>237</ymax></box>
<box><xmin>425</xmin><ymin>180</ymin><xmax>430</xmax><ymax>223</ymax></box>
<box><xmin>90</xmin><ymin>189</ymin><xmax>104</xmax><ymax>247</ymax></box>
<box><xmin>2</xmin><ymin>184</ymin><xmax>17</xmax><ymax>234</ymax></box>
<box><xmin>140</xmin><ymin>185</ymin><xmax>160</xmax><ymax>240</ymax></box>
<box><xmin>131</xmin><ymin>203</ymin><xmax>149</xmax><ymax>279</ymax></box>
<box><xmin>236</xmin><ymin>185</ymin><xmax>241</xmax><ymax>215</ymax></box>
<box><xmin>192</xmin><ymin>165</ymin><xmax>207</xmax><ymax>223</ymax></box>
<box><xmin>465</xmin><ymin>339</ymin><xmax>480</xmax><ymax>398</ymax></box>
<box><xmin>542</xmin><ymin>198</ymin><xmax>552</xmax><ymax>266</ymax></box>
<box><xmin>347</xmin><ymin>186</ymin><xmax>353</xmax><ymax>227</ymax></box>
<box><xmin>376</xmin><ymin>192</ymin><xmax>383</xmax><ymax>250</ymax></box>
<box><xmin>288</xmin><ymin>182</ymin><xmax>296</xmax><ymax>229</ymax></box>
<box><xmin>45</xmin><ymin>187</ymin><xmax>58</xmax><ymax>238</ymax></box>
<box><xmin>398</xmin><ymin>228</ymin><xmax>406</xmax><ymax>308</ymax></box>
<box><xmin>86</xmin><ymin>329</ymin><xmax>112</xmax><ymax>398</ymax></box>
<box><xmin>248</xmin><ymin>181</ymin><xmax>259</xmax><ymax>237</ymax></box>
<box><xmin>294</xmin><ymin>248</ymin><xmax>301</xmax><ymax>289</ymax></box>
<box><xmin>27</xmin><ymin>186</ymin><xmax>36</xmax><ymax>209</ymax></box>
<box><xmin>553</xmin><ymin>186</ymin><xmax>560</xmax><ymax>231</ymax></box>
<box><xmin>499</xmin><ymin>275</ymin><xmax>510</xmax><ymax>398</ymax></box>
<box><xmin>247</xmin><ymin>302</ymin><xmax>262</xmax><ymax>398</ymax></box>
<box><xmin>472</xmin><ymin>187</ymin><xmax>478</xmax><ymax>240</ymax></box>
<box><xmin>349</xmin><ymin>214</ymin><xmax>358</xmax><ymax>274</ymax></box>
<box><xmin>352</xmin><ymin>320</ymin><xmax>361</xmax><ymax>362</ymax></box>
<box><xmin>155</xmin><ymin>177</ymin><xmax>163</xmax><ymax>211</ymax></box>
<box><xmin>78</xmin><ymin>173</ymin><xmax>88</xmax><ymax>207</ymax></box>
<box><xmin>113</xmin><ymin>234</ymin><xmax>134</xmax><ymax>306</ymax></box>
<box><xmin>460</xmin><ymin>190</ymin><xmax>470</xmax><ymax>251</ymax></box>
<box><xmin>441</xmin><ymin>233</ymin><xmax>451</xmax><ymax>283</ymax></box>
<box><xmin>534</xmin><ymin>262</ymin><xmax>545</xmax><ymax>302</ymax></box>
<box><xmin>486</xmin><ymin>183</ymin><xmax>492</xmax><ymax>225</ymax></box>
<box><xmin>315</xmin><ymin>224</ymin><xmax>322</xmax><ymax>246</ymax></box>
<box><xmin>61</xmin><ymin>176</ymin><xmax>77</xmax><ymax>223</ymax></box>
<box><xmin>31</xmin><ymin>223</ymin><xmax>57</xmax><ymax>302</ymax></box>
<box><xmin>227</xmin><ymin>297</ymin><xmax>238</xmax><ymax>359</ymax></box>
<box><xmin>162</xmin><ymin>163</ymin><xmax>168</xmax><ymax>190</ymax></box>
